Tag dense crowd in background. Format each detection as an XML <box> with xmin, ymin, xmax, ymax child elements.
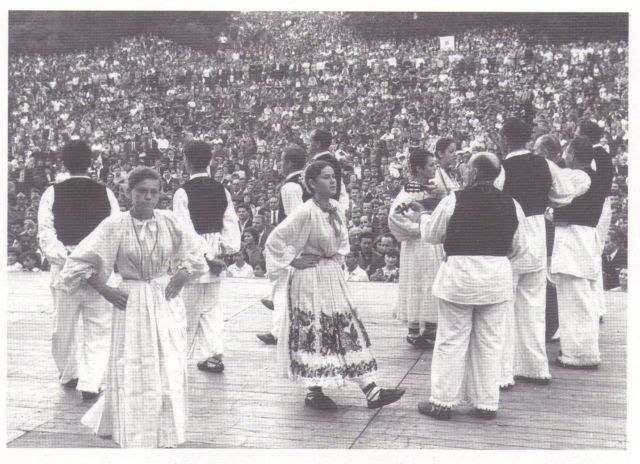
<box><xmin>7</xmin><ymin>12</ymin><xmax>628</xmax><ymax>285</ymax></box>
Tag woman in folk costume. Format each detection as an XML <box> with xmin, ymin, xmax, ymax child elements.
<box><xmin>265</xmin><ymin>160</ymin><xmax>406</xmax><ymax>410</ymax></box>
<box><xmin>433</xmin><ymin>137</ymin><xmax>463</xmax><ymax>193</ymax></box>
<box><xmin>56</xmin><ymin>167</ymin><xmax>208</xmax><ymax>448</ymax></box>
<box><xmin>389</xmin><ymin>149</ymin><xmax>444</xmax><ymax>348</ymax></box>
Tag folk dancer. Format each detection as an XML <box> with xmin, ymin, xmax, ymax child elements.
<box><xmin>265</xmin><ymin>161</ymin><xmax>405</xmax><ymax>410</ymax></box>
<box><xmin>499</xmin><ymin>118</ymin><xmax>578</xmax><ymax>388</ymax></box>
<box><xmin>416</xmin><ymin>153</ymin><xmax>529</xmax><ymax>420</ymax></box>
<box><xmin>173</xmin><ymin>141</ymin><xmax>241</xmax><ymax>373</ymax></box>
<box><xmin>257</xmin><ymin>145</ymin><xmax>309</xmax><ymax>345</ymax></box>
<box><xmin>58</xmin><ymin>167</ymin><xmax>208</xmax><ymax>447</ymax></box>
<box><xmin>38</xmin><ymin>140</ymin><xmax>120</xmax><ymax>400</ymax></box>
<box><xmin>389</xmin><ymin>149</ymin><xmax>444</xmax><ymax>348</ymax></box>
<box><xmin>551</xmin><ymin>135</ymin><xmax>612</xmax><ymax>369</ymax></box>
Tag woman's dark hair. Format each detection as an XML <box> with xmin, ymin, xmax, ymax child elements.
<box><xmin>242</xmin><ymin>227</ymin><xmax>260</xmax><ymax>244</ymax></box>
<box><xmin>408</xmin><ymin>148</ymin><xmax>435</xmax><ymax>175</ymax></box>
<box><xmin>127</xmin><ymin>167</ymin><xmax>161</xmax><ymax>190</ymax></box>
<box><xmin>435</xmin><ymin>137</ymin><xmax>456</xmax><ymax>157</ymax></box>
<box><xmin>303</xmin><ymin>160</ymin><xmax>333</xmax><ymax>194</ymax></box>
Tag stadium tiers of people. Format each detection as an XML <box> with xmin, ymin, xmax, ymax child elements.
<box><xmin>7</xmin><ymin>12</ymin><xmax>628</xmax><ymax>288</ymax></box>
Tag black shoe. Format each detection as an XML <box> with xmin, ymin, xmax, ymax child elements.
<box><xmin>62</xmin><ymin>378</ymin><xmax>79</xmax><ymax>389</ymax></box>
<box><xmin>406</xmin><ymin>334</ymin><xmax>435</xmax><ymax>350</ymax></box>
<box><xmin>81</xmin><ymin>391</ymin><xmax>100</xmax><ymax>401</ymax></box>
<box><xmin>599</xmin><ymin>315</ymin><xmax>604</xmax><ymax>324</ymax></box>
<box><xmin>514</xmin><ymin>375</ymin><xmax>551</xmax><ymax>385</ymax></box>
<box><xmin>418</xmin><ymin>401</ymin><xmax>452</xmax><ymax>420</ymax></box>
<box><xmin>305</xmin><ymin>392</ymin><xmax>337</xmax><ymax>410</ymax></box>
<box><xmin>261</xmin><ymin>298</ymin><xmax>274</xmax><ymax>311</ymax></box>
<box><xmin>257</xmin><ymin>333</ymin><xmax>277</xmax><ymax>345</ymax></box>
<box><xmin>500</xmin><ymin>382</ymin><xmax>514</xmax><ymax>391</ymax></box>
<box><xmin>197</xmin><ymin>357</ymin><xmax>225</xmax><ymax>373</ymax></box>
<box><xmin>473</xmin><ymin>408</ymin><xmax>497</xmax><ymax>420</ymax></box>
<box><xmin>367</xmin><ymin>388</ymin><xmax>406</xmax><ymax>409</ymax></box>
<box><xmin>555</xmin><ymin>357</ymin><xmax>599</xmax><ymax>370</ymax></box>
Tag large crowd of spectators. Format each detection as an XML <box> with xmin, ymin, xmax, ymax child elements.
<box><xmin>7</xmin><ymin>12</ymin><xmax>628</xmax><ymax>284</ymax></box>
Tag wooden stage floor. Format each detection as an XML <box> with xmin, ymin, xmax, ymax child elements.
<box><xmin>5</xmin><ymin>272</ymin><xmax>627</xmax><ymax>449</ymax></box>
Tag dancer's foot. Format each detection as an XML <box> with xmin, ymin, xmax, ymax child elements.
<box><xmin>257</xmin><ymin>333</ymin><xmax>277</xmax><ymax>345</ymax></box>
<box><xmin>81</xmin><ymin>390</ymin><xmax>100</xmax><ymax>401</ymax></box>
<box><xmin>305</xmin><ymin>392</ymin><xmax>337</xmax><ymax>410</ymax></box>
<box><xmin>514</xmin><ymin>375</ymin><xmax>551</xmax><ymax>385</ymax></box>
<box><xmin>555</xmin><ymin>357</ymin><xmax>599</xmax><ymax>370</ymax></box>
<box><xmin>261</xmin><ymin>298</ymin><xmax>274</xmax><ymax>311</ymax></box>
<box><xmin>367</xmin><ymin>387</ymin><xmax>406</xmax><ymax>409</ymax></box>
<box><xmin>418</xmin><ymin>401</ymin><xmax>452</xmax><ymax>420</ymax></box>
<box><xmin>197</xmin><ymin>356</ymin><xmax>225</xmax><ymax>373</ymax></box>
<box><xmin>472</xmin><ymin>408</ymin><xmax>497</xmax><ymax>420</ymax></box>
<box><xmin>406</xmin><ymin>334</ymin><xmax>435</xmax><ymax>349</ymax></box>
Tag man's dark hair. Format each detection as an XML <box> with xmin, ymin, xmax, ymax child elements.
<box><xmin>578</xmin><ymin>120</ymin><xmax>604</xmax><ymax>145</ymax></box>
<box><xmin>408</xmin><ymin>148</ymin><xmax>435</xmax><ymax>175</ymax></box>
<box><xmin>360</xmin><ymin>231</ymin><xmax>374</xmax><ymax>241</ymax></box>
<box><xmin>184</xmin><ymin>141</ymin><xmax>212</xmax><ymax>172</ymax></box>
<box><xmin>283</xmin><ymin>144</ymin><xmax>307</xmax><ymax>170</ymax></box>
<box><xmin>311</xmin><ymin>129</ymin><xmax>332</xmax><ymax>150</ymax></box>
<box><xmin>61</xmin><ymin>140</ymin><xmax>93</xmax><ymax>174</ymax></box>
<box><xmin>501</xmin><ymin>117</ymin><xmax>531</xmax><ymax>149</ymax></box>
<box><xmin>435</xmin><ymin>137</ymin><xmax>456</xmax><ymax>157</ymax></box>
<box><xmin>568</xmin><ymin>135</ymin><xmax>594</xmax><ymax>165</ymax></box>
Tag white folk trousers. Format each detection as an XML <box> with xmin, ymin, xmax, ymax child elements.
<box><xmin>430</xmin><ymin>298</ymin><xmax>508</xmax><ymax>412</ymax></box>
<box><xmin>555</xmin><ymin>274</ymin><xmax>601</xmax><ymax>366</ymax></box>
<box><xmin>183</xmin><ymin>281</ymin><xmax>224</xmax><ymax>361</ymax></box>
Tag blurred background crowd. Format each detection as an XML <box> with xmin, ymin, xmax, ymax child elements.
<box><xmin>7</xmin><ymin>12</ymin><xmax>627</xmax><ymax>289</ymax></box>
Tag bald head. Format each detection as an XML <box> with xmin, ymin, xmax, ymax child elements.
<box><xmin>534</xmin><ymin>134</ymin><xmax>561</xmax><ymax>160</ymax></box>
<box><xmin>468</xmin><ymin>152</ymin><xmax>501</xmax><ymax>183</ymax></box>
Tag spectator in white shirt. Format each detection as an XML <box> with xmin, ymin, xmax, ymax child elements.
<box><xmin>343</xmin><ymin>250</ymin><xmax>369</xmax><ymax>282</ymax></box>
<box><xmin>226</xmin><ymin>251</ymin><xmax>255</xmax><ymax>278</ymax></box>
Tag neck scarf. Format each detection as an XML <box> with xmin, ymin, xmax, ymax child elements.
<box><xmin>314</xmin><ymin>199</ymin><xmax>342</xmax><ymax>238</ymax></box>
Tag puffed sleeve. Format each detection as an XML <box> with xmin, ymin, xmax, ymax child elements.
<box><xmin>161</xmin><ymin>210</ymin><xmax>208</xmax><ymax>279</ymax></box>
<box><xmin>55</xmin><ymin>213</ymin><xmax>126</xmax><ymax>294</ymax></box>
<box><xmin>265</xmin><ymin>203</ymin><xmax>313</xmax><ymax>279</ymax></box>
<box><xmin>388</xmin><ymin>189</ymin><xmax>421</xmax><ymax>242</ymax></box>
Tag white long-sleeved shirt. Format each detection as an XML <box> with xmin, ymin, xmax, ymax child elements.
<box><xmin>502</xmin><ymin>150</ymin><xmax>590</xmax><ymax>273</ymax></box>
<box><xmin>37</xmin><ymin>176</ymin><xmax>120</xmax><ymax>266</ymax></box>
<box><xmin>313</xmin><ymin>151</ymin><xmax>350</xmax><ymax>213</ymax></box>
<box><xmin>344</xmin><ymin>265</ymin><xmax>370</xmax><ymax>282</ymax></box>
<box><xmin>419</xmin><ymin>190</ymin><xmax>529</xmax><ymax>306</ymax></box>
<box><xmin>280</xmin><ymin>170</ymin><xmax>305</xmax><ymax>216</ymax></box>
<box><xmin>173</xmin><ymin>173</ymin><xmax>241</xmax><ymax>278</ymax></box>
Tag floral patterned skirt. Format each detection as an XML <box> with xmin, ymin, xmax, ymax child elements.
<box><xmin>276</xmin><ymin>258</ymin><xmax>378</xmax><ymax>388</ymax></box>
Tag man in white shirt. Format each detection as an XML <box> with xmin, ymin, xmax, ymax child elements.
<box><xmin>551</xmin><ymin>135</ymin><xmax>611</xmax><ymax>369</ymax></box>
<box><xmin>344</xmin><ymin>250</ymin><xmax>370</xmax><ymax>282</ymax></box>
<box><xmin>416</xmin><ymin>153</ymin><xmax>528</xmax><ymax>420</ymax></box>
<box><xmin>38</xmin><ymin>141</ymin><xmax>120</xmax><ymax>400</ymax></box>
<box><xmin>257</xmin><ymin>145</ymin><xmax>308</xmax><ymax>345</ymax></box>
<box><xmin>499</xmin><ymin>118</ymin><xmax>579</xmax><ymax>389</ymax></box>
<box><xmin>173</xmin><ymin>141</ymin><xmax>241</xmax><ymax>373</ymax></box>
<box><xmin>227</xmin><ymin>251</ymin><xmax>255</xmax><ymax>278</ymax></box>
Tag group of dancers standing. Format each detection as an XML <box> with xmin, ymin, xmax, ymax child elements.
<box><xmin>37</xmin><ymin>118</ymin><xmax>613</xmax><ymax>447</ymax></box>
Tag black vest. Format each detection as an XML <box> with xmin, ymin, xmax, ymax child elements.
<box><xmin>503</xmin><ymin>153</ymin><xmax>552</xmax><ymax>216</ymax></box>
<box><xmin>181</xmin><ymin>176</ymin><xmax>228</xmax><ymax>234</ymax></box>
<box><xmin>277</xmin><ymin>172</ymin><xmax>311</xmax><ymax>224</ymax></box>
<box><xmin>444</xmin><ymin>184</ymin><xmax>519</xmax><ymax>257</ymax></box>
<box><xmin>53</xmin><ymin>178</ymin><xmax>111</xmax><ymax>246</ymax></box>
<box><xmin>554</xmin><ymin>168</ymin><xmax>606</xmax><ymax>228</ymax></box>
<box><xmin>314</xmin><ymin>152</ymin><xmax>342</xmax><ymax>200</ymax></box>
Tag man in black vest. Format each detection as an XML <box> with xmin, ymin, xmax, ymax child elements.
<box><xmin>576</xmin><ymin>120</ymin><xmax>615</xmax><ymax>324</ymax></box>
<box><xmin>173</xmin><ymin>141</ymin><xmax>241</xmax><ymax>373</ymax></box>
<box><xmin>308</xmin><ymin>129</ymin><xmax>350</xmax><ymax>213</ymax></box>
<box><xmin>415</xmin><ymin>153</ymin><xmax>528</xmax><ymax>420</ymax></box>
<box><xmin>551</xmin><ymin>135</ymin><xmax>612</xmax><ymax>369</ymax></box>
<box><xmin>257</xmin><ymin>145</ymin><xmax>309</xmax><ymax>345</ymax></box>
<box><xmin>499</xmin><ymin>118</ymin><xmax>578</xmax><ymax>389</ymax></box>
<box><xmin>37</xmin><ymin>140</ymin><xmax>120</xmax><ymax>400</ymax></box>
